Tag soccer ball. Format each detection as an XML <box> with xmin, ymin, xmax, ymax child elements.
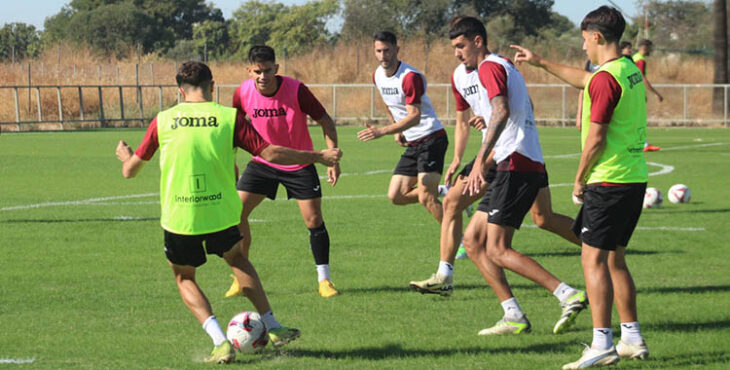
<box><xmin>643</xmin><ymin>187</ymin><xmax>663</xmax><ymax>208</ymax></box>
<box><xmin>667</xmin><ymin>184</ymin><xmax>691</xmax><ymax>204</ymax></box>
<box><xmin>227</xmin><ymin>312</ymin><xmax>268</xmax><ymax>354</ymax></box>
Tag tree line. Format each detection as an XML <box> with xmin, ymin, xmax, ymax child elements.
<box><xmin>0</xmin><ymin>0</ymin><xmax>714</xmax><ymax>63</ymax></box>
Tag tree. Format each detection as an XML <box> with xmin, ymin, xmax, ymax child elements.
<box><xmin>268</xmin><ymin>0</ymin><xmax>339</xmax><ymax>55</ymax></box>
<box><xmin>0</xmin><ymin>23</ymin><xmax>42</xmax><ymax>61</ymax></box>
<box><xmin>193</xmin><ymin>20</ymin><xmax>230</xmax><ymax>60</ymax></box>
<box><xmin>340</xmin><ymin>0</ymin><xmax>409</xmax><ymax>40</ymax></box>
<box><xmin>66</xmin><ymin>3</ymin><xmax>155</xmax><ymax>57</ymax></box>
<box><xmin>229</xmin><ymin>1</ymin><xmax>288</xmax><ymax>59</ymax></box>
<box><xmin>634</xmin><ymin>0</ymin><xmax>712</xmax><ymax>53</ymax></box>
<box><xmin>453</xmin><ymin>0</ymin><xmax>555</xmax><ymax>42</ymax></box>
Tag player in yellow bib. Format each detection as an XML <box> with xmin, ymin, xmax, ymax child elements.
<box><xmin>513</xmin><ymin>6</ymin><xmax>650</xmax><ymax>369</ymax></box>
<box><xmin>115</xmin><ymin>62</ymin><xmax>341</xmax><ymax>363</ymax></box>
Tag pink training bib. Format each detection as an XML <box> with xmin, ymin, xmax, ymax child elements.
<box><xmin>239</xmin><ymin>76</ymin><xmax>314</xmax><ymax>171</ymax></box>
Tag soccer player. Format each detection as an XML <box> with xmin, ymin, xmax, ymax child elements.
<box><xmin>116</xmin><ymin>61</ymin><xmax>342</xmax><ymax>363</ymax></box>
<box><xmin>224</xmin><ymin>45</ymin><xmax>341</xmax><ymax>299</ymax></box>
<box><xmin>633</xmin><ymin>39</ymin><xmax>662</xmax><ymax>152</ymax></box>
<box><xmin>619</xmin><ymin>41</ymin><xmax>633</xmax><ymax>58</ymax></box>
<box><xmin>512</xmin><ymin>6</ymin><xmax>650</xmax><ymax>368</ymax></box>
<box><xmin>434</xmin><ymin>17</ymin><xmax>587</xmax><ymax>337</ymax></box>
<box><xmin>358</xmin><ymin>31</ymin><xmax>448</xmax><ymax>227</ymax></box>
<box><xmin>409</xmin><ymin>17</ymin><xmax>582</xmax><ymax>298</ymax></box>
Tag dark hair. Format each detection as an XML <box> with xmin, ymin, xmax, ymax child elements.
<box><xmin>619</xmin><ymin>41</ymin><xmax>632</xmax><ymax>50</ymax></box>
<box><xmin>448</xmin><ymin>16</ymin><xmax>487</xmax><ymax>43</ymax></box>
<box><xmin>637</xmin><ymin>39</ymin><xmax>653</xmax><ymax>48</ymax></box>
<box><xmin>175</xmin><ymin>61</ymin><xmax>212</xmax><ymax>89</ymax></box>
<box><xmin>373</xmin><ymin>31</ymin><xmax>397</xmax><ymax>45</ymax></box>
<box><xmin>580</xmin><ymin>6</ymin><xmax>625</xmax><ymax>43</ymax></box>
<box><xmin>248</xmin><ymin>45</ymin><xmax>276</xmax><ymax>64</ymax></box>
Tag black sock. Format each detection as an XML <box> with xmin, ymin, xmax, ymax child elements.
<box><xmin>309</xmin><ymin>222</ymin><xmax>329</xmax><ymax>265</ymax></box>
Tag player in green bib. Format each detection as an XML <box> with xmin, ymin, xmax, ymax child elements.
<box><xmin>115</xmin><ymin>62</ymin><xmax>341</xmax><ymax>363</ymax></box>
<box><xmin>512</xmin><ymin>6</ymin><xmax>650</xmax><ymax>369</ymax></box>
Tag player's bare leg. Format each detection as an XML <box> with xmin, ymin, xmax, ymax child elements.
<box><xmin>609</xmin><ymin>246</ymin><xmax>648</xmax><ymax>359</ymax></box>
<box><xmin>440</xmin><ymin>176</ymin><xmax>485</xmax><ymax>263</ymax></box>
<box><xmin>463</xmin><ymin>211</ymin><xmax>512</xmax><ymax>300</ymax></box>
<box><xmin>388</xmin><ymin>175</ymin><xmax>419</xmax><ymax>205</ymax></box>
<box><xmin>223</xmin><ymin>240</ymin><xmax>271</xmax><ymax>313</ymax></box>
<box><xmin>530</xmin><ymin>187</ymin><xmax>581</xmax><ymax>246</ymax></box>
<box><xmin>417</xmin><ymin>171</ymin><xmax>443</xmax><ymax>223</ymax></box>
<box><xmin>170</xmin><ymin>263</ymin><xmax>213</xmax><ymax>324</ymax></box>
<box><xmin>581</xmin><ymin>245</ymin><xmax>612</xmax><ymax>329</ymax></box>
<box><xmin>297</xmin><ymin>198</ymin><xmax>338</xmax><ymax>297</ymax></box>
<box><xmin>225</xmin><ymin>191</ymin><xmax>266</xmax><ymax>298</ymax></box>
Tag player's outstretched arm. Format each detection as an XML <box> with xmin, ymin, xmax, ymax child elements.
<box><xmin>260</xmin><ymin>145</ymin><xmax>342</xmax><ymax>167</ymax></box>
<box><xmin>511</xmin><ymin>45</ymin><xmax>591</xmax><ymax>89</ymax></box>
<box><xmin>357</xmin><ymin>104</ymin><xmax>422</xmax><ymax>142</ymax></box>
<box><xmin>116</xmin><ymin>140</ymin><xmax>145</xmax><ymax>178</ymax></box>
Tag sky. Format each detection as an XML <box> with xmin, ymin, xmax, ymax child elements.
<box><xmin>0</xmin><ymin>0</ymin><xmax>643</xmax><ymax>31</ymax></box>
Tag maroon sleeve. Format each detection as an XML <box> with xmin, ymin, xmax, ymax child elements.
<box><xmin>635</xmin><ymin>60</ymin><xmax>646</xmax><ymax>75</ymax></box>
<box><xmin>134</xmin><ymin>117</ymin><xmax>159</xmax><ymax>160</ymax></box>
<box><xmin>232</xmin><ymin>85</ymin><xmax>246</xmax><ymax>114</ymax></box>
<box><xmin>478</xmin><ymin>61</ymin><xmax>508</xmax><ymax>100</ymax></box>
<box><xmin>451</xmin><ymin>73</ymin><xmax>470</xmax><ymax>111</ymax></box>
<box><xmin>588</xmin><ymin>71</ymin><xmax>622</xmax><ymax>124</ymax></box>
<box><xmin>372</xmin><ymin>71</ymin><xmax>376</xmax><ymax>85</ymax></box>
<box><xmin>402</xmin><ymin>72</ymin><xmax>424</xmax><ymax>105</ymax></box>
<box><xmin>297</xmin><ymin>84</ymin><xmax>327</xmax><ymax>121</ymax></box>
<box><xmin>234</xmin><ymin>112</ymin><xmax>270</xmax><ymax>155</ymax></box>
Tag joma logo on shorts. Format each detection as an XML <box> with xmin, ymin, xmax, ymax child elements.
<box><xmin>252</xmin><ymin>108</ymin><xmax>287</xmax><ymax>118</ymax></box>
<box><xmin>627</xmin><ymin>72</ymin><xmax>643</xmax><ymax>89</ymax></box>
<box><xmin>171</xmin><ymin>116</ymin><xmax>219</xmax><ymax>129</ymax></box>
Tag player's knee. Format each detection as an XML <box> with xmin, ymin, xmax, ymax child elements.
<box><xmin>485</xmin><ymin>246</ymin><xmax>508</xmax><ymax>265</ymax></box>
<box><xmin>531</xmin><ymin>212</ymin><xmax>549</xmax><ymax>229</ymax></box>
<box><xmin>388</xmin><ymin>191</ymin><xmax>406</xmax><ymax>205</ymax></box>
<box><xmin>442</xmin><ymin>195</ymin><xmax>461</xmax><ymax>216</ymax></box>
<box><xmin>303</xmin><ymin>215</ymin><xmax>323</xmax><ymax>229</ymax></box>
<box><xmin>462</xmin><ymin>234</ymin><xmax>480</xmax><ymax>255</ymax></box>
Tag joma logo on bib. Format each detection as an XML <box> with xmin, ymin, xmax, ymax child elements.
<box><xmin>252</xmin><ymin>108</ymin><xmax>287</xmax><ymax>118</ymax></box>
<box><xmin>380</xmin><ymin>87</ymin><xmax>399</xmax><ymax>95</ymax></box>
<box><xmin>170</xmin><ymin>116</ymin><xmax>219</xmax><ymax>129</ymax></box>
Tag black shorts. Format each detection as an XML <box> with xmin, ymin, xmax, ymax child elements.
<box><xmin>393</xmin><ymin>134</ymin><xmax>448</xmax><ymax>177</ymax></box>
<box><xmin>163</xmin><ymin>225</ymin><xmax>242</xmax><ymax>267</ymax></box>
<box><xmin>458</xmin><ymin>157</ymin><xmax>498</xmax><ymax>183</ymax></box>
<box><xmin>237</xmin><ymin>161</ymin><xmax>322</xmax><ymax>200</ymax></box>
<box><xmin>571</xmin><ymin>183</ymin><xmax>646</xmax><ymax>250</ymax></box>
<box><xmin>476</xmin><ymin>170</ymin><xmax>548</xmax><ymax>229</ymax></box>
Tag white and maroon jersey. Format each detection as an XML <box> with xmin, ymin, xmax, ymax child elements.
<box><xmin>238</xmin><ymin>76</ymin><xmax>314</xmax><ymax>171</ymax></box>
<box><xmin>476</xmin><ymin>54</ymin><xmax>543</xmax><ymax>164</ymax></box>
<box><xmin>374</xmin><ymin>61</ymin><xmax>443</xmax><ymax>142</ymax></box>
<box><xmin>451</xmin><ymin>63</ymin><xmax>486</xmax><ymax>140</ymax></box>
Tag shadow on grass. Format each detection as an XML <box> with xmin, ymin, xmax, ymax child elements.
<box><xmin>0</xmin><ymin>217</ymin><xmax>157</xmax><ymax>223</ymax></box>
<box><xmin>645</xmin><ymin>319</ymin><xmax>730</xmax><ymax>333</ymax></box>
<box><xmin>618</xmin><ymin>351</ymin><xmax>730</xmax><ymax>368</ymax></box>
<box><xmin>344</xmin><ymin>283</ymin><xmax>545</xmax><ymax>295</ymax></box>
<box><xmin>243</xmin><ymin>340</ymin><xmax>576</xmax><ymax>361</ymax></box>
<box><xmin>526</xmin><ymin>249</ymin><xmax>680</xmax><ymax>258</ymax></box>
<box><xmin>639</xmin><ymin>284</ymin><xmax>730</xmax><ymax>294</ymax></box>
<box><xmin>657</xmin><ymin>207</ymin><xmax>730</xmax><ymax>214</ymax></box>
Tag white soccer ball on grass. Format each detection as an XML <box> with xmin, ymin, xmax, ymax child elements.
<box><xmin>227</xmin><ymin>311</ymin><xmax>269</xmax><ymax>354</ymax></box>
<box><xmin>667</xmin><ymin>184</ymin><xmax>691</xmax><ymax>204</ymax></box>
<box><xmin>643</xmin><ymin>187</ymin><xmax>663</xmax><ymax>209</ymax></box>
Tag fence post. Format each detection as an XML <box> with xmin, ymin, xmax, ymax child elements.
<box><xmin>78</xmin><ymin>87</ymin><xmax>85</xmax><ymax>121</ymax></box>
<box><xmin>158</xmin><ymin>86</ymin><xmax>163</xmax><ymax>115</ymax></box>
<box><xmin>138</xmin><ymin>86</ymin><xmax>144</xmax><ymax>124</ymax></box>
<box><xmin>118</xmin><ymin>86</ymin><xmax>125</xmax><ymax>121</ymax></box>
<box><xmin>215</xmin><ymin>84</ymin><xmax>220</xmax><ymax>104</ymax></box>
<box><xmin>683</xmin><ymin>86</ymin><xmax>688</xmax><ymax>120</ymax></box>
<box><xmin>370</xmin><ymin>85</ymin><xmax>374</xmax><ymax>120</ymax></box>
<box><xmin>332</xmin><ymin>85</ymin><xmax>337</xmax><ymax>121</ymax></box>
<box><xmin>445</xmin><ymin>86</ymin><xmax>450</xmax><ymax>123</ymax></box>
<box><xmin>98</xmin><ymin>86</ymin><xmax>105</xmax><ymax>127</ymax></box>
<box><xmin>13</xmin><ymin>87</ymin><xmax>20</xmax><ymax>131</ymax></box>
<box><xmin>35</xmin><ymin>87</ymin><xmax>42</xmax><ymax>122</ymax></box>
<box><xmin>135</xmin><ymin>64</ymin><xmax>140</xmax><ymax>103</ymax></box>
<box><xmin>57</xmin><ymin>86</ymin><xmax>64</xmax><ymax>129</ymax></box>
<box><xmin>561</xmin><ymin>85</ymin><xmax>567</xmax><ymax>127</ymax></box>
<box><xmin>150</xmin><ymin>64</ymin><xmax>154</xmax><ymax>85</ymax></box>
<box><xmin>722</xmin><ymin>85</ymin><xmax>727</xmax><ymax>128</ymax></box>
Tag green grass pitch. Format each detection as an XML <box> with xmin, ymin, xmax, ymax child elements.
<box><xmin>1</xmin><ymin>126</ymin><xmax>729</xmax><ymax>369</ymax></box>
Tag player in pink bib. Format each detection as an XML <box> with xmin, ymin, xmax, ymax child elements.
<box><xmin>225</xmin><ymin>45</ymin><xmax>341</xmax><ymax>299</ymax></box>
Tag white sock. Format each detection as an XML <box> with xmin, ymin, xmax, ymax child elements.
<box><xmin>620</xmin><ymin>321</ymin><xmax>644</xmax><ymax>344</ymax></box>
<box><xmin>500</xmin><ymin>297</ymin><xmax>524</xmax><ymax>320</ymax></box>
<box><xmin>592</xmin><ymin>328</ymin><xmax>613</xmax><ymax>350</ymax></box>
<box><xmin>437</xmin><ymin>261</ymin><xmax>454</xmax><ymax>277</ymax></box>
<box><xmin>316</xmin><ymin>264</ymin><xmax>330</xmax><ymax>282</ymax></box>
<box><xmin>553</xmin><ymin>282</ymin><xmax>579</xmax><ymax>304</ymax></box>
<box><xmin>202</xmin><ymin>315</ymin><xmax>227</xmax><ymax>346</ymax></box>
<box><xmin>260</xmin><ymin>310</ymin><xmax>281</xmax><ymax>330</ymax></box>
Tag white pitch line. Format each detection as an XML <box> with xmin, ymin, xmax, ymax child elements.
<box><xmin>0</xmin><ymin>358</ymin><xmax>35</xmax><ymax>364</ymax></box>
<box><xmin>1</xmin><ymin>193</ymin><xmax>158</xmax><ymax>212</ymax></box>
<box><xmin>550</xmin><ymin>160</ymin><xmax>675</xmax><ymax>188</ymax></box>
<box><xmin>522</xmin><ymin>224</ymin><xmax>704</xmax><ymax>232</ymax></box>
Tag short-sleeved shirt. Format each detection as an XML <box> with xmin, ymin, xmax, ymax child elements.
<box><xmin>135</xmin><ymin>111</ymin><xmax>269</xmax><ymax>160</ymax></box>
<box><xmin>232</xmin><ymin>77</ymin><xmax>327</xmax><ymax>121</ymax></box>
<box><xmin>634</xmin><ymin>59</ymin><xmax>646</xmax><ymax>75</ymax></box>
<box><xmin>588</xmin><ymin>71</ymin><xmax>622</xmax><ymax>124</ymax></box>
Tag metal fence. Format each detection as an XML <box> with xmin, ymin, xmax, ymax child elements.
<box><xmin>1</xmin><ymin>83</ymin><xmax>729</xmax><ymax>131</ymax></box>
